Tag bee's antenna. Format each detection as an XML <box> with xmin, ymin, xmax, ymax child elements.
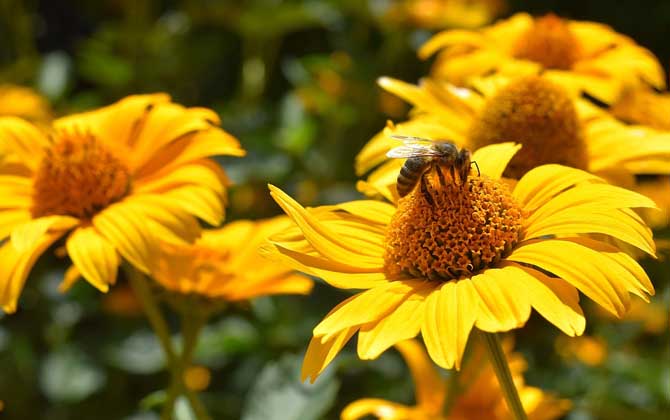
<box><xmin>471</xmin><ymin>161</ymin><xmax>480</xmax><ymax>176</ymax></box>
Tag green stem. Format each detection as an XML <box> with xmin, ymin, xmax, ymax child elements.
<box><xmin>478</xmin><ymin>331</ymin><xmax>528</xmax><ymax>420</ymax></box>
<box><xmin>441</xmin><ymin>368</ymin><xmax>460</xmax><ymax>416</ymax></box>
<box><xmin>179</xmin><ymin>310</ymin><xmax>211</xmax><ymax>420</ymax></box>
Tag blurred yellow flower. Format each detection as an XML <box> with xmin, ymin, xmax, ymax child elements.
<box><xmin>342</xmin><ymin>339</ymin><xmax>570</xmax><ymax>420</ymax></box>
<box><xmin>611</xmin><ymin>87</ymin><xmax>670</xmax><ymax>130</ymax></box>
<box><xmin>387</xmin><ymin>0</ymin><xmax>506</xmax><ymax>30</ymax></box>
<box><xmin>419</xmin><ymin>13</ymin><xmax>665</xmax><ymax>104</ymax></box>
<box><xmin>356</xmin><ymin>76</ymin><xmax>670</xmax><ymax>204</ymax></box>
<box><xmin>0</xmin><ymin>94</ymin><xmax>245</xmax><ymax>313</ymax></box>
<box><xmin>264</xmin><ymin>144</ymin><xmax>655</xmax><ymax>381</ymax></box>
<box><xmin>0</xmin><ymin>84</ymin><xmax>52</xmax><ymax>123</ymax></box>
<box><xmin>184</xmin><ymin>365</ymin><xmax>212</xmax><ymax>392</ymax></box>
<box><xmin>151</xmin><ymin>216</ymin><xmax>313</xmax><ymax>300</ymax></box>
<box><xmin>555</xmin><ymin>335</ymin><xmax>608</xmax><ymax>367</ymax></box>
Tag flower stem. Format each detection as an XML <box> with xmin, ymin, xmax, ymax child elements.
<box><xmin>479</xmin><ymin>331</ymin><xmax>528</xmax><ymax>420</ymax></box>
<box><xmin>127</xmin><ymin>267</ymin><xmax>212</xmax><ymax>419</ymax></box>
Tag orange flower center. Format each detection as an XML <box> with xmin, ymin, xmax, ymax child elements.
<box><xmin>384</xmin><ymin>176</ymin><xmax>524</xmax><ymax>281</ymax></box>
<box><xmin>31</xmin><ymin>130</ymin><xmax>131</xmax><ymax>219</ymax></box>
<box><xmin>513</xmin><ymin>13</ymin><xmax>581</xmax><ymax>69</ymax></box>
<box><xmin>468</xmin><ymin>76</ymin><xmax>588</xmax><ymax>179</ymax></box>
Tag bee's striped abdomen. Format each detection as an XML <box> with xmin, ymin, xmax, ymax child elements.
<box><xmin>396</xmin><ymin>157</ymin><xmax>430</xmax><ymax>197</ymax></box>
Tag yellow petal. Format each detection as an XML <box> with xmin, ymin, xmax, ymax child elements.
<box><xmin>313</xmin><ymin>281</ymin><xmax>420</xmax><ymax>339</ymax></box>
<box><xmin>501</xmin><ymin>263</ymin><xmax>585</xmax><ymax>336</ymax></box>
<box><xmin>507</xmin><ymin>239</ymin><xmax>631</xmax><ymax>317</ymax></box>
<box><xmin>0</xmin><ymin>209</ymin><xmax>31</xmax><ymax>239</ymax></box>
<box><xmin>269</xmin><ymin>185</ymin><xmax>383</xmax><ymax>268</ymax></box>
<box><xmin>0</xmin><ymin>117</ymin><xmax>48</xmax><ymax>170</ymax></box>
<box><xmin>261</xmin><ymin>242</ymin><xmax>388</xmax><ymax>289</ymax></box>
<box><xmin>227</xmin><ymin>273</ymin><xmax>313</xmax><ymax>300</ymax></box>
<box><xmin>357</xmin><ymin>288</ymin><xmax>431</xmax><ymax>360</ymax></box>
<box><xmin>470</xmin><ymin>143</ymin><xmax>521</xmax><ymax>180</ymax></box>
<box><xmin>65</xmin><ymin>226</ymin><xmax>119</xmax><ymax>292</ymax></box>
<box><xmin>11</xmin><ymin>215</ymin><xmax>79</xmax><ymax>252</ymax></box>
<box><xmin>395</xmin><ymin>339</ymin><xmax>446</xmax><ymax>413</ymax></box>
<box><xmin>524</xmin><ymin>209</ymin><xmax>655</xmax><ymax>256</ymax></box>
<box><xmin>59</xmin><ymin>265</ymin><xmax>81</xmax><ymax>292</ymax></box>
<box><xmin>527</xmin><ymin>183</ymin><xmax>657</xmax><ymax>225</ymax></box>
<box><xmin>418</xmin><ymin>29</ymin><xmax>488</xmax><ymax>59</ymax></box>
<box><xmin>301</xmin><ymin>326</ymin><xmax>357</xmax><ymax>383</ymax></box>
<box><xmin>333</xmin><ymin>200</ymin><xmax>396</xmax><ymax>226</ymax></box>
<box><xmin>125</xmin><ymin>195</ymin><xmax>202</xmax><ymax>245</ymax></box>
<box><xmin>341</xmin><ymin>398</ymin><xmax>414</xmax><ymax>420</ymax></box>
<box><xmin>0</xmin><ymin>230</ymin><xmax>64</xmax><ymax>313</ymax></box>
<box><xmin>421</xmin><ymin>280</ymin><xmax>477</xmax><ymax>369</ymax></box>
<box><xmin>513</xmin><ymin>165</ymin><xmax>604</xmax><ymax>211</ymax></box>
<box><xmin>134</xmin><ymin>160</ymin><xmax>227</xmax><ymax>195</ymax></box>
<box><xmin>471</xmin><ymin>269</ymin><xmax>531</xmax><ymax>332</ymax></box>
<box><xmin>161</xmin><ymin>185</ymin><xmax>224</xmax><ymax>227</ymax></box>
<box><xmin>93</xmin><ymin>202</ymin><xmax>155</xmax><ymax>273</ymax></box>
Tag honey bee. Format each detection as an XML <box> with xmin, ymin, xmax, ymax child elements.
<box><xmin>386</xmin><ymin>135</ymin><xmax>478</xmax><ymax>204</ymax></box>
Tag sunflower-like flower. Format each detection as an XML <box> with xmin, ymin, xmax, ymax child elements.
<box><xmin>356</xmin><ymin>75</ymin><xmax>670</xmax><ymax>208</ymax></box>
<box><xmin>0</xmin><ymin>94</ymin><xmax>245</xmax><ymax>312</ymax></box>
<box><xmin>150</xmin><ymin>216</ymin><xmax>313</xmax><ymax>300</ymax></box>
<box><xmin>386</xmin><ymin>0</ymin><xmax>506</xmax><ymax>30</ymax></box>
<box><xmin>0</xmin><ymin>84</ymin><xmax>52</xmax><ymax>123</ymax></box>
<box><xmin>263</xmin><ymin>144</ymin><xmax>655</xmax><ymax>381</ymax></box>
<box><xmin>342</xmin><ymin>339</ymin><xmax>570</xmax><ymax>420</ymax></box>
<box><xmin>419</xmin><ymin>12</ymin><xmax>665</xmax><ymax>104</ymax></box>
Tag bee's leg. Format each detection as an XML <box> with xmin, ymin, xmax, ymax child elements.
<box><xmin>420</xmin><ymin>172</ymin><xmax>435</xmax><ymax>206</ymax></box>
<box><xmin>434</xmin><ymin>163</ymin><xmax>448</xmax><ymax>190</ymax></box>
<box><xmin>449</xmin><ymin>165</ymin><xmax>457</xmax><ymax>185</ymax></box>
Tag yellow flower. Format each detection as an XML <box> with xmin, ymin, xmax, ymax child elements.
<box><xmin>341</xmin><ymin>339</ymin><xmax>570</xmax><ymax>420</ymax></box>
<box><xmin>0</xmin><ymin>84</ymin><xmax>52</xmax><ymax>123</ymax></box>
<box><xmin>419</xmin><ymin>12</ymin><xmax>665</xmax><ymax>104</ymax></box>
<box><xmin>150</xmin><ymin>216</ymin><xmax>313</xmax><ymax>300</ymax></box>
<box><xmin>264</xmin><ymin>144</ymin><xmax>655</xmax><ymax>381</ymax></box>
<box><xmin>387</xmin><ymin>0</ymin><xmax>506</xmax><ymax>30</ymax></box>
<box><xmin>555</xmin><ymin>335</ymin><xmax>607</xmax><ymax>367</ymax></box>
<box><xmin>356</xmin><ymin>76</ymin><xmax>670</xmax><ymax>203</ymax></box>
<box><xmin>0</xmin><ymin>94</ymin><xmax>245</xmax><ymax>313</ymax></box>
<box><xmin>611</xmin><ymin>87</ymin><xmax>670</xmax><ymax>131</ymax></box>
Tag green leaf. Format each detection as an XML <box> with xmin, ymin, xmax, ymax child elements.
<box><xmin>240</xmin><ymin>353</ymin><xmax>339</xmax><ymax>420</ymax></box>
<box><xmin>39</xmin><ymin>346</ymin><xmax>106</xmax><ymax>402</ymax></box>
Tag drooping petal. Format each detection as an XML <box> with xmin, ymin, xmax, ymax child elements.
<box><xmin>357</xmin><ymin>286</ymin><xmax>432</xmax><ymax>360</ymax></box>
<box><xmin>470</xmin><ymin>269</ymin><xmax>531</xmax><ymax>332</ymax></box>
<box><xmin>302</xmin><ymin>326</ymin><xmax>357</xmax><ymax>383</ymax></box>
<box><xmin>470</xmin><ymin>143</ymin><xmax>521</xmax><ymax>180</ymax></box>
<box><xmin>421</xmin><ymin>280</ymin><xmax>477</xmax><ymax>369</ymax></box>
<box><xmin>0</xmin><ymin>230</ymin><xmax>64</xmax><ymax>313</ymax></box>
<box><xmin>93</xmin><ymin>202</ymin><xmax>155</xmax><ymax>273</ymax></box>
<box><xmin>507</xmin><ymin>239</ymin><xmax>632</xmax><ymax>317</ymax></box>
<box><xmin>65</xmin><ymin>226</ymin><xmax>119</xmax><ymax>292</ymax></box>
<box><xmin>161</xmin><ymin>185</ymin><xmax>224</xmax><ymax>227</ymax></box>
<box><xmin>313</xmin><ymin>281</ymin><xmax>421</xmax><ymax>340</ymax></box>
<box><xmin>501</xmin><ymin>263</ymin><xmax>585</xmax><ymax>336</ymax></box>
<box><xmin>0</xmin><ymin>209</ymin><xmax>31</xmax><ymax>239</ymax></box>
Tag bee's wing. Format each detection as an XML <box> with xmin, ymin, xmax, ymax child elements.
<box><xmin>390</xmin><ymin>135</ymin><xmax>435</xmax><ymax>146</ymax></box>
<box><xmin>387</xmin><ymin>145</ymin><xmax>442</xmax><ymax>158</ymax></box>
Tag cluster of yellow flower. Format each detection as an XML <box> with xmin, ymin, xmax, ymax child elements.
<box><xmin>1</xmin><ymin>8</ymin><xmax>669</xmax><ymax>420</ymax></box>
<box><xmin>264</xmin><ymin>11</ymin><xmax>670</xmax><ymax>420</ymax></box>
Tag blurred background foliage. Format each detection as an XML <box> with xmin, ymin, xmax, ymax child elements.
<box><xmin>0</xmin><ymin>0</ymin><xmax>668</xmax><ymax>419</ymax></box>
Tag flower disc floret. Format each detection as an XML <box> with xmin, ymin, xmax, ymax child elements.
<box><xmin>469</xmin><ymin>76</ymin><xmax>588</xmax><ymax>178</ymax></box>
<box><xmin>32</xmin><ymin>130</ymin><xmax>130</xmax><ymax>219</ymax></box>
<box><xmin>513</xmin><ymin>13</ymin><xmax>580</xmax><ymax>69</ymax></box>
<box><xmin>384</xmin><ymin>176</ymin><xmax>523</xmax><ymax>281</ymax></box>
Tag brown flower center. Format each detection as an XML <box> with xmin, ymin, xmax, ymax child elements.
<box><xmin>31</xmin><ymin>130</ymin><xmax>131</xmax><ymax>219</ymax></box>
<box><xmin>384</xmin><ymin>175</ymin><xmax>524</xmax><ymax>281</ymax></box>
<box><xmin>468</xmin><ymin>76</ymin><xmax>588</xmax><ymax>179</ymax></box>
<box><xmin>513</xmin><ymin>13</ymin><xmax>580</xmax><ymax>70</ymax></box>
